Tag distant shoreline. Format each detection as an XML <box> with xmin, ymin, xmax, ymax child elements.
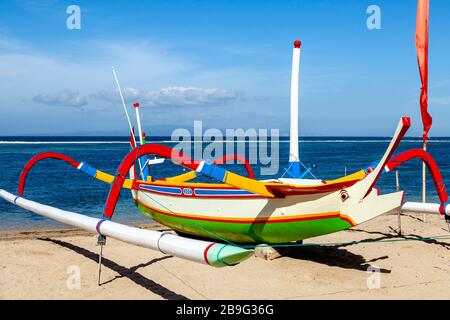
<box><xmin>2</xmin><ymin>138</ymin><xmax>450</xmax><ymax>144</ymax></box>
<box><xmin>1</xmin><ymin>135</ymin><xmax>450</xmax><ymax>139</ymax></box>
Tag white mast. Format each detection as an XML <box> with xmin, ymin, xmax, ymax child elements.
<box><xmin>133</xmin><ymin>102</ymin><xmax>144</xmax><ymax>145</ymax></box>
<box><xmin>288</xmin><ymin>40</ymin><xmax>302</xmax><ymax>178</ymax></box>
<box><xmin>134</xmin><ymin>102</ymin><xmax>152</xmax><ymax>179</ymax></box>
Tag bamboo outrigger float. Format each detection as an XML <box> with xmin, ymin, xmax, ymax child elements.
<box><xmin>1</xmin><ymin>39</ymin><xmax>449</xmax><ymax>269</ymax></box>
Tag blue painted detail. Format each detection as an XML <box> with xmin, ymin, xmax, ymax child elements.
<box><xmin>141</xmin><ymin>156</ymin><xmax>149</xmax><ymax>180</ymax></box>
<box><xmin>194</xmin><ymin>189</ymin><xmax>253</xmax><ymax>196</ymax></box>
<box><xmin>140</xmin><ymin>185</ymin><xmax>182</xmax><ymax>195</ymax></box>
<box><xmin>441</xmin><ymin>202</ymin><xmax>449</xmax><ymax>218</ymax></box>
<box><xmin>199</xmin><ymin>162</ymin><xmax>227</xmax><ymax>181</ymax></box>
<box><xmin>285</xmin><ymin>161</ymin><xmax>302</xmax><ymax>178</ymax></box>
<box><xmin>79</xmin><ymin>162</ymin><xmax>97</xmax><ymax>177</ymax></box>
<box><xmin>96</xmin><ymin>217</ymin><xmax>110</xmax><ymax>234</ymax></box>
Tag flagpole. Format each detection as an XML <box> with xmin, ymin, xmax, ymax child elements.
<box><xmin>422</xmin><ymin>144</ymin><xmax>427</xmax><ymax>221</ymax></box>
<box><xmin>422</xmin><ymin>144</ymin><xmax>426</xmax><ymax>203</ymax></box>
<box><xmin>415</xmin><ymin>0</ymin><xmax>431</xmax><ymax>222</ymax></box>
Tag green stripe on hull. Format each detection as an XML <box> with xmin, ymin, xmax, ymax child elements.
<box><xmin>137</xmin><ymin>203</ymin><xmax>352</xmax><ymax>244</ymax></box>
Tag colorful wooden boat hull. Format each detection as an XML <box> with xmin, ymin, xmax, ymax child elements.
<box><xmin>126</xmin><ymin>117</ymin><xmax>409</xmax><ymax>244</ymax></box>
<box><xmin>133</xmin><ymin>186</ymin><xmax>404</xmax><ymax>243</ymax></box>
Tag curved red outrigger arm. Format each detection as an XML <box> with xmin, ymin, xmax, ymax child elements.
<box><xmin>103</xmin><ymin>144</ymin><xmax>204</xmax><ymax>219</ymax></box>
<box><xmin>213</xmin><ymin>154</ymin><xmax>254</xmax><ymax>179</ymax></box>
<box><xmin>386</xmin><ymin>148</ymin><xmax>448</xmax><ymax>212</ymax></box>
<box><xmin>155</xmin><ymin>153</ymin><xmax>255</xmax><ymax>180</ymax></box>
<box><xmin>17</xmin><ymin>146</ymin><xmax>255</xmax><ymax>218</ymax></box>
<box><xmin>18</xmin><ymin>152</ymin><xmax>81</xmax><ymax>196</ymax></box>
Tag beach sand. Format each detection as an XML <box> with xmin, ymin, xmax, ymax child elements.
<box><xmin>1</xmin><ymin>212</ymin><xmax>449</xmax><ymax>300</ymax></box>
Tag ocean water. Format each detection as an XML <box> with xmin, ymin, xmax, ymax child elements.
<box><xmin>1</xmin><ymin>136</ymin><xmax>449</xmax><ymax>231</ymax></box>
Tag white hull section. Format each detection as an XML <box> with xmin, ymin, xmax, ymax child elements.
<box><xmin>135</xmin><ymin>187</ymin><xmax>404</xmax><ymax>226</ymax></box>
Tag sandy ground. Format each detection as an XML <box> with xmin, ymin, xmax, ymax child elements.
<box><xmin>1</xmin><ymin>212</ymin><xmax>450</xmax><ymax>300</ymax></box>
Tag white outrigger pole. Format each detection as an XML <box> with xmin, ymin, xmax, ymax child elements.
<box><xmin>0</xmin><ymin>190</ymin><xmax>253</xmax><ymax>268</ymax></box>
<box><xmin>287</xmin><ymin>40</ymin><xmax>302</xmax><ymax>178</ymax></box>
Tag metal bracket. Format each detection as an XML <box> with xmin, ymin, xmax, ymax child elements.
<box><xmin>97</xmin><ymin>234</ymin><xmax>106</xmax><ymax>286</ymax></box>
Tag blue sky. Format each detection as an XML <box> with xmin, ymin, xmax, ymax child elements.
<box><xmin>0</xmin><ymin>0</ymin><xmax>449</xmax><ymax>136</ymax></box>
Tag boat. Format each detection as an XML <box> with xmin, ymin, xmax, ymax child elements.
<box><xmin>1</xmin><ymin>38</ymin><xmax>449</xmax><ymax>268</ymax></box>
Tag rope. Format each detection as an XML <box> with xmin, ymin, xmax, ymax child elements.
<box><xmin>280</xmin><ymin>154</ymin><xmax>317</xmax><ymax>180</ymax></box>
<box><xmin>239</xmin><ymin>234</ymin><xmax>450</xmax><ymax>250</ymax></box>
<box><xmin>279</xmin><ymin>160</ymin><xmax>294</xmax><ymax>179</ymax></box>
<box><xmin>299</xmin><ymin>161</ymin><xmax>317</xmax><ymax>180</ymax></box>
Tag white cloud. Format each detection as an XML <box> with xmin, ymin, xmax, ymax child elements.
<box><xmin>0</xmin><ymin>36</ymin><xmax>194</xmax><ymax>98</ymax></box>
<box><xmin>32</xmin><ymin>90</ymin><xmax>88</xmax><ymax>109</ymax></box>
<box><xmin>0</xmin><ymin>34</ymin><xmax>280</xmax><ymax>134</ymax></box>
<box><xmin>91</xmin><ymin>86</ymin><xmax>238</xmax><ymax>108</ymax></box>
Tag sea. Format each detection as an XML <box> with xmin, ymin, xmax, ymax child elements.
<box><xmin>1</xmin><ymin>136</ymin><xmax>450</xmax><ymax>231</ymax></box>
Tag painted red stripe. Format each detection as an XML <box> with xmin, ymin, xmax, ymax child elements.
<box><xmin>139</xmin><ymin>181</ymin><xmax>248</xmax><ymax>190</ymax></box>
<box><xmin>203</xmin><ymin>243</ymin><xmax>216</xmax><ymax>265</ymax></box>
<box><xmin>138</xmin><ymin>201</ymin><xmax>353</xmax><ymax>225</ymax></box>
<box><xmin>137</xmin><ymin>185</ymin><xmax>264</xmax><ymax>199</ymax></box>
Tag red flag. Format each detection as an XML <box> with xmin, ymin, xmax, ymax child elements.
<box><xmin>415</xmin><ymin>0</ymin><xmax>432</xmax><ymax>145</ymax></box>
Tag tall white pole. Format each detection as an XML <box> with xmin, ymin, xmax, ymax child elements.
<box><xmin>133</xmin><ymin>103</ymin><xmax>144</xmax><ymax>145</ymax></box>
<box><xmin>134</xmin><ymin>102</ymin><xmax>149</xmax><ymax>179</ymax></box>
<box><xmin>289</xmin><ymin>40</ymin><xmax>301</xmax><ymax>163</ymax></box>
<box><xmin>288</xmin><ymin>40</ymin><xmax>302</xmax><ymax>178</ymax></box>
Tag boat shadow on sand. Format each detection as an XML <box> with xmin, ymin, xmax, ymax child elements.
<box><xmin>38</xmin><ymin>238</ymin><xmax>189</xmax><ymax>300</ymax></box>
<box><xmin>284</xmin><ymin>227</ymin><xmax>450</xmax><ymax>273</ymax></box>
<box><xmin>283</xmin><ymin>243</ymin><xmax>392</xmax><ymax>274</ymax></box>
